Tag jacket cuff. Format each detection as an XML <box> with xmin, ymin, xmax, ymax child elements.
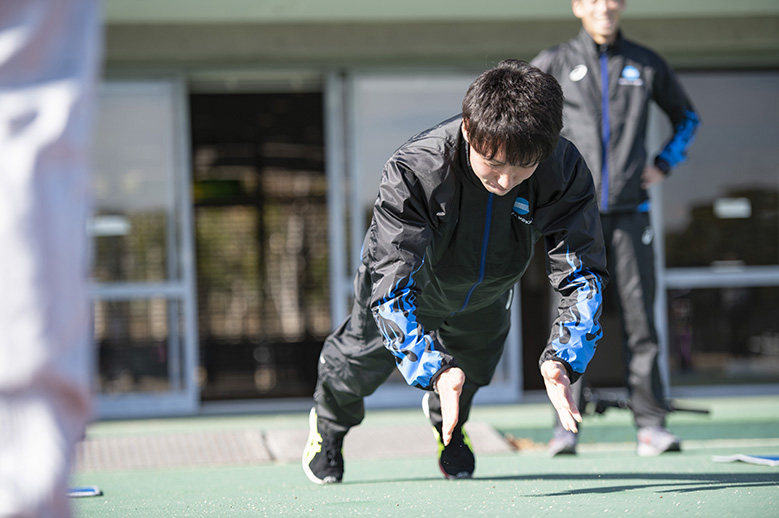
<box><xmin>428</xmin><ymin>358</ymin><xmax>459</xmax><ymax>392</ymax></box>
<box><xmin>654</xmin><ymin>157</ymin><xmax>671</xmax><ymax>176</ymax></box>
<box><xmin>538</xmin><ymin>354</ymin><xmax>581</xmax><ymax>385</ymax></box>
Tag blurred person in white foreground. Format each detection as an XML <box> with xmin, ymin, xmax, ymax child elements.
<box><xmin>0</xmin><ymin>1</ymin><xmax>101</xmax><ymax>517</ymax></box>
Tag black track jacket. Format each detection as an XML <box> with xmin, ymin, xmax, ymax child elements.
<box><xmin>532</xmin><ymin>29</ymin><xmax>700</xmax><ymax>213</ymax></box>
<box><xmin>362</xmin><ymin>116</ymin><xmax>608</xmax><ymax>390</ymax></box>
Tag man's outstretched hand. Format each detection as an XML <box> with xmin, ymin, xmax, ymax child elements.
<box><xmin>541</xmin><ymin>360</ymin><xmax>582</xmax><ymax>433</ymax></box>
<box><xmin>435</xmin><ymin>367</ymin><xmax>465</xmax><ymax>446</ymax></box>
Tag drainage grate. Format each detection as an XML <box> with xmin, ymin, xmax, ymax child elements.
<box><xmin>75</xmin><ymin>422</ymin><xmax>513</xmax><ymax>471</ymax></box>
<box><xmin>75</xmin><ymin>430</ymin><xmax>272</xmax><ymax>471</ymax></box>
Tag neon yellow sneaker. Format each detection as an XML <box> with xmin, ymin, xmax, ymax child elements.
<box><xmin>422</xmin><ymin>393</ymin><xmax>475</xmax><ymax>479</ymax></box>
<box><xmin>302</xmin><ymin>407</ymin><xmax>345</xmax><ymax>484</ymax></box>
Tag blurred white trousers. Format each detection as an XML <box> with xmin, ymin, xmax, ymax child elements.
<box><xmin>0</xmin><ymin>1</ymin><xmax>100</xmax><ymax>517</ymax></box>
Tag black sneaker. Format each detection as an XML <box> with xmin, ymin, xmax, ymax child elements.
<box><xmin>302</xmin><ymin>407</ymin><xmax>345</xmax><ymax>484</ymax></box>
<box><xmin>422</xmin><ymin>393</ymin><xmax>475</xmax><ymax>479</ymax></box>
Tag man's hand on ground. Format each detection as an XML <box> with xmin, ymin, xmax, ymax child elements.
<box><xmin>435</xmin><ymin>367</ymin><xmax>465</xmax><ymax>446</ymax></box>
<box><xmin>541</xmin><ymin>360</ymin><xmax>582</xmax><ymax>433</ymax></box>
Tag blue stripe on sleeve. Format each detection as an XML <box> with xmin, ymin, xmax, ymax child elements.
<box><xmin>373</xmin><ymin>258</ymin><xmax>445</xmax><ymax>388</ymax></box>
<box><xmin>550</xmin><ymin>250</ymin><xmax>605</xmax><ymax>374</ymax></box>
<box><xmin>657</xmin><ymin>109</ymin><xmax>700</xmax><ymax>169</ymax></box>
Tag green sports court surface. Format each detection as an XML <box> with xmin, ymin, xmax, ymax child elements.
<box><xmin>72</xmin><ymin>396</ymin><xmax>779</xmax><ymax>517</ymax></box>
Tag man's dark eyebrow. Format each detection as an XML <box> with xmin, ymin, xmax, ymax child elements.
<box><xmin>477</xmin><ymin>148</ymin><xmax>507</xmax><ymax>165</ymax></box>
<box><xmin>485</xmin><ymin>156</ymin><xmax>507</xmax><ymax>165</ymax></box>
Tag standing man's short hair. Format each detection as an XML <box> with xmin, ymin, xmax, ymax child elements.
<box><xmin>462</xmin><ymin>59</ymin><xmax>564</xmax><ymax>167</ymax></box>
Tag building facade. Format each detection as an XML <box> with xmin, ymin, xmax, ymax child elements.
<box><xmin>91</xmin><ymin>0</ymin><xmax>779</xmax><ymax>418</ymax></box>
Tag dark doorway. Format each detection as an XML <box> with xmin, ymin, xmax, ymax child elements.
<box><xmin>189</xmin><ymin>92</ymin><xmax>329</xmax><ymax>401</ymax></box>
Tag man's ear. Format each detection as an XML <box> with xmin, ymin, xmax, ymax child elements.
<box><xmin>571</xmin><ymin>0</ymin><xmax>584</xmax><ymax>20</ymax></box>
<box><xmin>461</xmin><ymin>121</ymin><xmax>470</xmax><ymax>143</ymax></box>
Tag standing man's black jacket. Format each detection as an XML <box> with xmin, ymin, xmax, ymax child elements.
<box><xmin>532</xmin><ymin>29</ymin><xmax>700</xmax><ymax>213</ymax></box>
<box><xmin>363</xmin><ymin>116</ymin><xmax>608</xmax><ymax>389</ymax></box>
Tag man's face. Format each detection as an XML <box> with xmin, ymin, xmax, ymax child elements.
<box><xmin>462</xmin><ymin>123</ymin><xmax>538</xmax><ymax>196</ymax></box>
<box><xmin>572</xmin><ymin>0</ymin><xmax>625</xmax><ymax>45</ymax></box>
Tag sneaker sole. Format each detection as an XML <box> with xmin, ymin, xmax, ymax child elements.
<box><xmin>422</xmin><ymin>392</ymin><xmax>432</xmax><ymax>420</ymax></box>
<box><xmin>549</xmin><ymin>443</ymin><xmax>577</xmax><ymax>456</ymax></box>
<box><xmin>439</xmin><ymin>461</ymin><xmax>473</xmax><ymax>480</ymax></box>
<box><xmin>636</xmin><ymin>441</ymin><xmax>682</xmax><ymax>457</ymax></box>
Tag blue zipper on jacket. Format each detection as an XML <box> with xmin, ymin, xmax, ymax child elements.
<box><xmin>455</xmin><ymin>193</ymin><xmax>494</xmax><ymax>313</ymax></box>
<box><xmin>599</xmin><ymin>51</ymin><xmax>611</xmax><ymax>211</ymax></box>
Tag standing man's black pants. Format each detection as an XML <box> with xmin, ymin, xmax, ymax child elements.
<box><xmin>565</xmin><ymin>211</ymin><xmax>667</xmax><ymax>428</ymax></box>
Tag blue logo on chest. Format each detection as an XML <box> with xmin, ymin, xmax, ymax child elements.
<box><xmin>618</xmin><ymin>65</ymin><xmax>644</xmax><ymax>86</ymax></box>
<box><xmin>622</xmin><ymin>66</ymin><xmax>640</xmax><ymax>80</ymax></box>
<box><xmin>513</xmin><ymin>197</ymin><xmax>530</xmax><ymax>215</ymax></box>
<box><xmin>512</xmin><ymin>197</ymin><xmax>533</xmax><ymax>224</ymax></box>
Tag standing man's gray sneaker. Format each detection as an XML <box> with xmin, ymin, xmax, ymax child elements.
<box><xmin>636</xmin><ymin>426</ymin><xmax>681</xmax><ymax>457</ymax></box>
<box><xmin>548</xmin><ymin>426</ymin><xmax>578</xmax><ymax>456</ymax></box>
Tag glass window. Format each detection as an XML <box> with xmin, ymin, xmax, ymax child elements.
<box><xmin>351</xmin><ymin>73</ymin><xmax>478</xmax><ymax>226</ymax></box>
<box><xmin>662</xmin><ymin>72</ymin><xmax>779</xmax><ymax>268</ymax></box>
<box><xmin>90</xmin><ymin>81</ymin><xmax>179</xmax><ymax>282</ymax></box>
<box><xmin>94</xmin><ymin>298</ymin><xmax>186</xmax><ymax>394</ymax></box>
<box><xmin>89</xmin><ymin>79</ymin><xmax>197</xmax><ymax>415</ymax></box>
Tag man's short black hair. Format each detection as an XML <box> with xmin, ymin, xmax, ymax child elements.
<box><xmin>462</xmin><ymin>59</ymin><xmax>563</xmax><ymax>167</ymax></box>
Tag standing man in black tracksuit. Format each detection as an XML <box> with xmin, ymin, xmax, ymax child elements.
<box><xmin>532</xmin><ymin>0</ymin><xmax>700</xmax><ymax>457</ymax></box>
<box><xmin>302</xmin><ymin>60</ymin><xmax>608</xmax><ymax>484</ymax></box>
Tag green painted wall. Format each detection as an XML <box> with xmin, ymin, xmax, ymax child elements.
<box><xmin>103</xmin><ymin>1</ymin><xmax>779</xmax><ymax>71</ymax></box>
<box><xmin>104</xmin><ymin>0</ymin><xmax>779</xmax><ymax>23</ymax></box>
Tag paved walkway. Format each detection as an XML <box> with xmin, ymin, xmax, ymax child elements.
<box><xmin>76</xmin><ymin>420</ymin><xmax>512</xmax><ymax>471</ymax></box>
<box><xmin>71</xmin><ymin>396</ymin><xmax>779</xmax><ymax>518</ymax></box>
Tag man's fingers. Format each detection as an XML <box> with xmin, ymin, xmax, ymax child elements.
<box><xmin>440</xmin><ymin>378</ymin><xmax>459</xmax><ymax>445</ymax></box>
<box><xmin>554</xmin><ymin>391</ymin><xmax>580</xmax><ymax>433</ymax></box>
<box><xmin>441</xmin><ymin>394</ymin><xmax>458</xmax><ymax>446</ymax></box>
<box><xmin>541</xmin><ymin>360</ymin><xmax>580</xmax><ymax>433</ymax></box>
<box><xmin>557</xmin><ymin>408</ymin><xmax>579</xmax><ymax>433</ymax></box>
<box><xmin>436</xmin><ymin>367</ymin><xmax>465</xmax><ymax>446</ymax></box>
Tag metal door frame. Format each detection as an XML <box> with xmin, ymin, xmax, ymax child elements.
<box><xmin>91</xmin><ymin>75</ymin><xmax>199</xmax><ymax>418</ymax></box>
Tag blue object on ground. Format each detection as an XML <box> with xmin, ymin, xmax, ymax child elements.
<box><xmin>711</xmin><ymin>454</ymin><xmax>779</xmax><ymax>466</ymax></box>
<box><xmin>68</xmin><ymin>486</ymin><xmax>103</xmax><ymax>498</ymax></box>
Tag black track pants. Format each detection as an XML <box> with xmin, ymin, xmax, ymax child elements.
<box><xmin>314</xmin><ymin>264</ymin><xmax>512</xmax><ymax>433</ymax></box>
<box><xmin>559</xmin><ymin>212</ymin><xmax>667</xmax><ymax>429</ymax></box>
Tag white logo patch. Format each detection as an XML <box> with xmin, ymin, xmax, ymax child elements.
<box><xmin>641</xmin><ymin>226</ymin><xmax>654</xmax><ymax>246</ymax></box>
<box><xmin>569</xmin><ymin>64</ymin><xmax>588</xmax><ymax>82</ymax></box>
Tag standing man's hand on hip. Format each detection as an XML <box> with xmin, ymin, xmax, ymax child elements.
<box><xmin>641</xmin><ymin>164</ymin><xmax>666</xmax><ymax>188</ymax></box>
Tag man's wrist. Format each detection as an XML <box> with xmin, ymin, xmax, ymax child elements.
<box><xmin>654</xmin><ymin>157</ymin><xmax>671</xmax><ymax>175</ymax></box>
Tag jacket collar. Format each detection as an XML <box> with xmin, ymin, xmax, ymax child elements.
<box><xmin>576</xmin><ymin>27</ymin><xmax>624</xmax><ymax>57</ymax></box>
<box><xmin>459</xmin><ymin>138</ymin><xmax>485</xmax><ymax>191</ymax></box>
